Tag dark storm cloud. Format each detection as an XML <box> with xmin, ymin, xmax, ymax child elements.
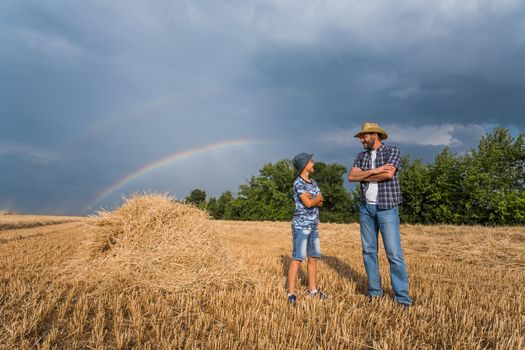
<box><xmin>1</xmin><ymin>0</ymin><xmax>524</xmax><ymax>214</ymax></box>
<box><xmin>247</xmin><ymin>4</ymin><xmax>525</xmax><ymax>130</ymax></box>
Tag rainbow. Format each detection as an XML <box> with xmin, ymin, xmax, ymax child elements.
<box><xmin>87</xmin><ymin>139</ymin><xmax>266</xmax><ymax>209</ymax></box>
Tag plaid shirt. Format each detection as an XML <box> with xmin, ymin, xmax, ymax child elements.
<box><xmin>352</xmin><ymin>143</ymin><xmax>402</xmax><ymax>209</ymax></box>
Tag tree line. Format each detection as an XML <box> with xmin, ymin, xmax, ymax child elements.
<box><xmin>185</xmin><ymin>128</ymin><xmax>524</xmax><ymax>226</ymax></box>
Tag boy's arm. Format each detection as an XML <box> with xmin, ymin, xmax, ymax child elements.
<box><xmin>299</xmin><ymin>193</ymin><xmax>323</xmax><ymax>208</ymax></box>
<box><xmin>312</xmin><ymin>192</ymin><xmax>324</xmax><ymax>207</ymax></box>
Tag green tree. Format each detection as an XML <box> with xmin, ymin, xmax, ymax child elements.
<box><xmin>311</xmin><ymin>162</ymin><xmax>353</xmax><ymax>223</ymax></box>
<box><xmin>209</xmin><ymin>191</ymin><xmax>234</xmax><ymax>219</ymax></box>
<box><xmin>398</xmin><ymin>156</ymin><xmax>432</xmax><ymax>224</ymax></box>
<box><xmin>462</xmin><ymin>128</ymin><xmax>525</xmax><ymax>225</ymax></box>
<box><xmin>347</xmin><ymin>185</ymin><xmax>361</xmax><ymax>223</ymax></box>
<box><xmin>227</xmin><ymin>159</ymin><xmax>356</xmax><ymax>223</ymax></box>
<box><xmin>426</xmin><ymin>147</ymin><xmax>466</xmax><ymax>224</ymax></box>
<box><xmin>208</xmin><ymin>127</ymin><xmax>524</xmax><ymax>225</ymax></box>
<box><xmin>206</xmin><ymin>197</ymin><xmax>218</xmax><ymax>218</ymax></box>
<box><xmin>230</xmin><ymin>160</ymin><xmax>295</xmax><ymax>221</ymax></box>
<box><xmin>185</xmin><ymin>189</ymin><xmax>207</xmax><ymax>207</ymax></box>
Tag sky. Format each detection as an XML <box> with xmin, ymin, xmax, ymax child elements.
<box><xmin>1</xmin><ymin>0</ymin><xmax>524</xmax><ymax>215</ymax></box>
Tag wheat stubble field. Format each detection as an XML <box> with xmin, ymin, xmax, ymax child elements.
<box><xmin>1</xmin><ymin>195</ymin><xmax>524</xmax><ymax>349</ymax></box>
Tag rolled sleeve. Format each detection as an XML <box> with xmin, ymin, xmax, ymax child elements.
<box><xmin>386</xmin><ymin>146</ymin><xmax>401</xmax><ymax>169</ymax></box>
<box><xmin>294</xmin><ymin>181</ymin><xmax>307</xmax><ymax>195</ymax></box>
<box><xmin>353</xmin><ymin>152</ymin><xmax>365</xmax><ymax>169</ymax></box>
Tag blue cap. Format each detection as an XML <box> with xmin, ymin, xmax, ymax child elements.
<box><xmin>292</xmin><ymin>153</ymin><xmax>313</xmax><ymax>175</ymax></box>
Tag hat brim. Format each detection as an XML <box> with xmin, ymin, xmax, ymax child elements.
<box><xmin>354</xmin><ymin>131</ymin><xmax>388</xmax><ymax>140</ymax></box>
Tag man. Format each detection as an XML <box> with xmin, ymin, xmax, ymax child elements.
<box><xmin>348</xmin><ymin>122</ymin><xmax>412</xmax><ymax>307</ymax></box>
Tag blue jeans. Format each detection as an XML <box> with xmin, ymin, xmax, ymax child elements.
<box><xmin>359</xmin><ymin>203</ymin><xmax>412</xmax><ymax>305</ymax></box>
<box><xmin>291</xmin><ymin>226</ymin><xmax>321</xmax><ymax>261</ymax></box>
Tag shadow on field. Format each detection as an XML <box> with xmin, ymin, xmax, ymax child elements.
<box><xmin>0</xmin><ymin>220</ymin><xmax>77</xmax><ymax>231</ymax></box>
<box><xmin>321</xmin><ymin>255</ymin><xmax>369</xmax><ymax>295</ymax></box>
<box><xmin>280</xmin><ymin>256</ymin><xmax>308</xmax><ymax>290</ymax></box>
<box><xmin>0</xmin><ymin>233</ymin><xmax>46</xmax><ymax>244</ymax></box>
<box><xmin>0</xmin><ymin>224</ymin><xmax>84</xmax><ymax>245</ymax></box>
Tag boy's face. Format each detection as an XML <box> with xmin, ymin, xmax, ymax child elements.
<box><xmin>304</xmin><ymin>159</ymin><xmax>315</xmax><ymax>172</ymax></box>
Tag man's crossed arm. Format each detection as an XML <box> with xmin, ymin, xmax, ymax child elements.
<box><xmin>348</xmin><ymin>164</ymin><xmax>397</xmax><ymax>182</ymax></box>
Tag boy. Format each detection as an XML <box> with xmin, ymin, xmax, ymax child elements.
<box><xmin>287</xmin><ymin>152</ymin><xmax>327</xmax><ymax>306</ymax></box>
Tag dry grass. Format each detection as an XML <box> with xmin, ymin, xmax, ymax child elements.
<box><xmin>1</xmin><ymin>195</ymin><xmax>524</xmax><ymax>349</ymax></box>
<box><xmin>61</xmin><ymin>194</ymin><xmax>246</xmax><ymax>292</ymax></box>
<box><xmin>0</xmin><ymin>214</ymin><xmax>81</xmax><ymax>231</ymax></box>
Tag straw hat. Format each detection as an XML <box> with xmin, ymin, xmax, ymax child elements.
<box><xmin>354</xmin><ymin>122</ymin><xmax>388</xmax><ymax>140</ymax></box>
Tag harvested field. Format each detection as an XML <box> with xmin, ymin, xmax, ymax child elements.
<box><xmin>0</xmin><ymin>214</ymin><xmax>82</xmax><ymax>231</ymax></box>
<box><xmin>1</xmin><ymin>195</ymin><xmax>524</xmax><ymax>349</ymax></box>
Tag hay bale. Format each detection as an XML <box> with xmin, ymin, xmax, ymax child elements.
<box><xmin>68</xmin><ymin>194</ymin><xmax>245</xmax><ymax>292</ymax></box>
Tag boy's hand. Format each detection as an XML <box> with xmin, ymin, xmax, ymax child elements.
<box><xmin>317</xmin><ymin>193</ymin><xmax>324</xmax><ymax>207</ymax></box>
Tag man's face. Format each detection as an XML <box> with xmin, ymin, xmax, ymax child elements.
<box><xmin>359</xmin><ymin>133</ymin><xmax>376</xmax><ymax>150</ymax></box>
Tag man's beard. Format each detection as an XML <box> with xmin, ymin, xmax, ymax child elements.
<box><xmin>363</xmin><ymin>138</ymin><xmax>374</xmax><ymax>150</ymax></box>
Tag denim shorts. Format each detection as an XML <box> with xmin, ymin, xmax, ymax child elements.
<box><xmin>291</xmin><ymin>226</ymin><xmax>321</xmax><ymax>261</ymax></box>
